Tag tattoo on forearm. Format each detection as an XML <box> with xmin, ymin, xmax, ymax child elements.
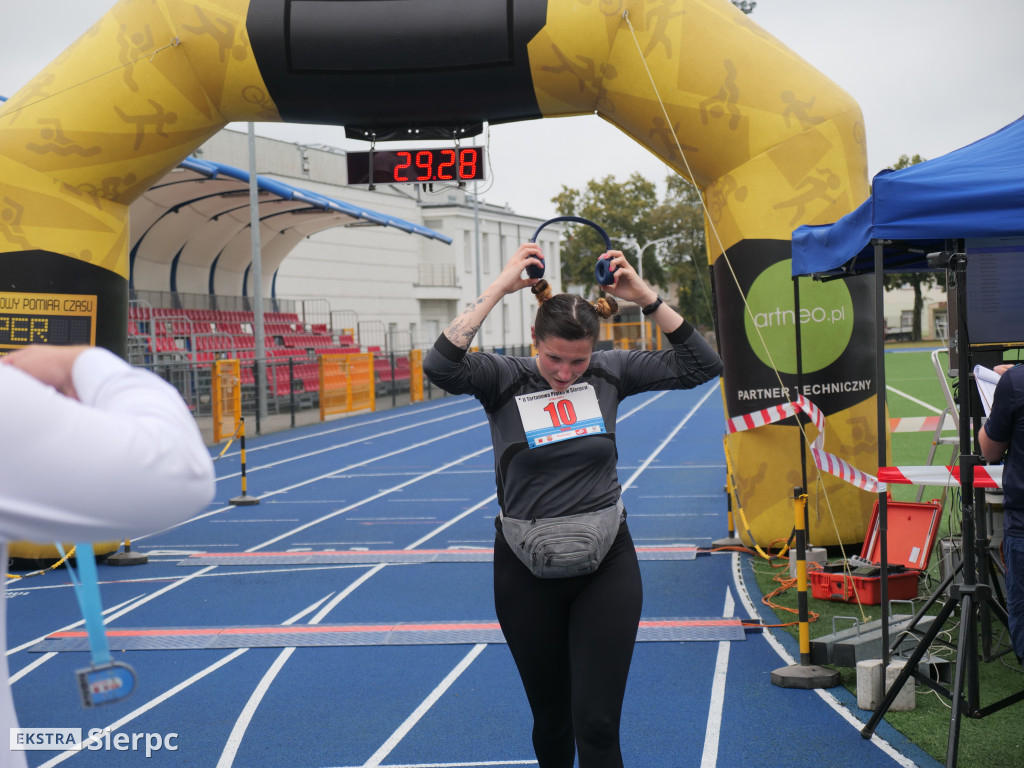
<box><xmin>444</xmin><ymin>293</ymin><xmax>490</xmax><ymax>347</ymax></box>
<box><xmin>448</xmin><ymin>317</ymin><xmax>481</xmax><ymax>345</ymax></box>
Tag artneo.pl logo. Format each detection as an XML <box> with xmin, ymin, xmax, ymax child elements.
<box><xmin>742</xmin><ymin>260</ymin><xmax>854</xmax><ymax>374</ymax></box>
<box><xmin>751</xmin><ymin>304</ymin><xmax>848</xmax><ymax>328</ymax></box>
<box><xmin>10</xmin><ymin>728</ymin><xmax>179</xmax><ymax>758</ymax></box>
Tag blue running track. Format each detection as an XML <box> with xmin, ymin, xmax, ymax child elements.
<box><xmin>7</xmin><ymin>381</ymin><xmax>942</xmax><ymax>767</ymax></box>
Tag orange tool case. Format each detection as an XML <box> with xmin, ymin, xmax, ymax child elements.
<box><xmin>810</xmin><ymin>498</ymin><xmax>943</xmax><ymax>605</ymax></box>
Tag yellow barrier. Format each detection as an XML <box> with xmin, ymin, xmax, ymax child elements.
<box><xmin>320</xmin><ymin>353</ymin><xmax>375</xmax><ymax>421</ymax></box>
<box><xmin>348</xmin><ymin>354</ymin><xmax>375</xmax><ymax>414</ymax></box>
<box><xmin>7</xmin><ymin>541</ymin><xmax>119</xmax><ymax>574</ymax></box>
<box><xmin>409</xmin><ymin>349</ymin><xmax>424</xmax><ymax>404</ymax></box>
<box><xmin>600</xmin><ymin>322</ymin><xmax>662</xmax><ymax>351</ymax></box>
<box><xmin>212</xmin><ymin>359</ymin><xmax>241</xmax><ymax>443</ymax></box>
<box><xmin>229</xmin><ymin>417</ymin><xmax>259</xmax><ymax>506</ymax></box>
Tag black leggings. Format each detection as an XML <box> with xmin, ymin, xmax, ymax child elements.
<box><xmin>494</xmin><ymin>523</ymin><xmax>643</xmax><ymax>768</ymax></box>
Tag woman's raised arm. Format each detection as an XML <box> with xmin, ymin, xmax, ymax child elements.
<box><xmin>443</xmin><ymin>242</ymin><xmax>544</xmax><ymax>350</ymax></box>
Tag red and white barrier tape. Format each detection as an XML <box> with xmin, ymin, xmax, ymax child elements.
<box><xmin>888</xmin><ymin>415</ymin><xmax>958</xmax><ymax>434</ymax></box>
<box><xmin>726</xmin><ymin>394</ymin><xmax>883</xmax><ymax>493</ymax></box>
<box><xmin>878</xmin><ymin>465</ymin><xmax>1002</xmax><ymax>489</ymax></box>
<box><xmin>727</xmin><ymin>398</ymin><xmax>1000</xmax><ymax>492</ymax></box>
<box><xmin>726</xmin><ymin>394</ymin><xmax>823</xmax><ymax>435</ymax></box>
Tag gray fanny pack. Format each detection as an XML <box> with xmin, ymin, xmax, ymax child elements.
<box><xmin>500</xmin><ymin>500</ymin><xmax>624</xmax><ymax>579</ymax></box>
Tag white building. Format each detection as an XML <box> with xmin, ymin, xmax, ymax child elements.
<box><xmin>882</xmin><ymin>280</ymin><xmax>948</xmax><ymax>342</ymax></box>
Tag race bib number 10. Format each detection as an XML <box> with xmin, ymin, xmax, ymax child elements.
<box><xmin>515</xmin><ymin>383</ymin><xmax>607</xmax><ymax>449</ymax></box>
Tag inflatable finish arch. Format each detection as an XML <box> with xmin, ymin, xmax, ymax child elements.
<box><xmin>0</xmin><ymin>0</ymin><xmax>877</xmax><ymax>546</ymax></box>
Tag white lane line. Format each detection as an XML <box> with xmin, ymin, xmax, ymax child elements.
<box><xmin>210</xmin><ymin>519</ymin><xmax>299</xmax><ymax>523</ymax></box>
<box><xmin>8</xmin><ymin>653</ymin><xmax>56</xmax><ymax>684</ymax></box>
<box><xmin>38</xmin><ymin>593</ymin><xmax>340</xmax><ymax>768</ymax></box>
<box><xmin>215</xmin><ymin>647</ymin><xmax>296</xmax><ymax>768</ymax></box>
<box><xmin>618</xmin><ymin>389</ymin><xmax>668</xmax><ymax>421</ymax></box>
<box><xmin>338</xmin><ymin>761</ymin><xmax>536</xmax><ymax>767</ymax></box>
<box><xmin>699</xmin><ymin>587</ymin><xmax>735</xmax><ymax>768</ymax></box>
<box><xmin>246</xmin><ymin>445</ymin><xmax>492</xmax><ymax>552</ymax></box>
<box><xmin>730</xmin><ymin>553</ymin><xmax>920</xmax><ymax>768</ymax></box>
<box><xmin>136</xmin><ymin>420</ymin><xmax>490</xmax><ymax>539</ymax></box>
<box><xmin>621</xmin><ymin>382</ymin><xmax>720</xmax><ymax>493</ymax></box>
<box><xmin>405</xmin><ymin>494</ymin><xmax>497</xmax><ymax>551</ymax></box>
<box><xmin>257</xmin><ymin>423</ymin><xmax>488</xmax><ymax>502</ymax></box>
<box><xmin>215</xmin><ymin>592</ymin><xmax>340</xmax><ymax>768</ymax></box>
<box><xmin>36</xmin><ymin>648</ymin><xmax>249</xmax><ymax>768</ymax></box>
<box><xmin>329</xmin><ymin>469</ymin><xmax>493</xmax><ymax>478</ymax></box>
<box><xmin>103</xmin><ymin>566</ymin><xmax>218</xmax><ymax>624</ymax></box>
<box><xmin>214</xmin><ymin>482</ymin><xmax>498</xmax><ymax>765</ymax></box>
<box><xmin>886</xmin><ymin>385</ymin><xmax>943</xmax><ymax>415</ymax></box>
<box><xmin>309</xmin><ymin>565</ymin><xmax>388</xmax><ymax>624</ymax></box>
<box><xmin>7</xmin><ymin>593</ymin><xmax>144</xmax><ymax>656</ymax></box>
<box><xmin>216</xmin><ymin>406</ymin><xmax>481</xmax><ymax>480</ymax></box>
<box><xmin>7</xmin><ymin>566</ymin><xmax>216</xmax><ymax>682</ymax></box>
<box><xmin>362</xmin><ymin>643</ymin><xmax>489</xmax><ymax>768</ymax></box>
<box><xmin>220</xmin><ymin>398</ymin><xmax>470</xmax><ymax>458</ymax></box>
<box><xmin>8</xmin><ymin>564</ymin><xmax>386</xmax><ymax>593</ymax></box>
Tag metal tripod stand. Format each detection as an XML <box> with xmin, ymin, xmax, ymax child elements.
<box><xmin>860</xmin><ymin>254</ymin><xmax>1024</xmax><ymax>767</ymax></box>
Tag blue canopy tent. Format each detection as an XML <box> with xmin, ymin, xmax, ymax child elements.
<box><xmin>789</xmin><ymin>115</ymin><xmax>1024</xmax><ymax>763</ymax></box>
<box><xmin>792</xmin><ymin>114</ymin><xmax>1024</xmax><ymax>278</ymax></box>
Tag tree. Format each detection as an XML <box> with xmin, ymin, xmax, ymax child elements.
<box><xmin>551</xmin><ymin>173</ymin><xmax>664</xmax><ymax>292</ymax></box>
<box><xmin>551</xmin><ymin>173</ymin><xmax>715</xmax><ymax>329</ymax></box>
<box><xmin>882</xmin><ymin>153</ymin><xmax>941</xmax><ymax>341</ymax></box>
<box><xmin>650</xmin><ymin>175</ymin><xmax>715</xmax><ymax>329</ymax></box>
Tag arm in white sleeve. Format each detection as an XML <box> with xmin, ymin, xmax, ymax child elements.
<box><xmin>0</xmin><ymin>347</ymin><xmax>215</xmax><ymax>542</ymax></box>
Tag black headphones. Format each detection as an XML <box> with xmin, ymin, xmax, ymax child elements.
<box><xmin>526</xmin><ymin>216</ymin><xmax>617</xmax><ymax>286</ymax></box>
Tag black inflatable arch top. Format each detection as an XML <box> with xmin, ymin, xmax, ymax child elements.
<box><xmin>246</xmin><ymin>0</ymin><xmax>548</xmax><ymax>139</ymax></box>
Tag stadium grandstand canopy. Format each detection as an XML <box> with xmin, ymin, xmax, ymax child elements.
<box><xmin>129</xmin><ymin>156</ymin><xmax>451</xmax><ymax>296</ymax></box>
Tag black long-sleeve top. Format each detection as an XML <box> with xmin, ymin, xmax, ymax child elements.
<box><xmin>423</xmin><ymin>321</ymin><xmax>722</xmax><ymax>521</ymax></box>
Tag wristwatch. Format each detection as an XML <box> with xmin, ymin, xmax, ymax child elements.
<box><xmin>641</xmin><ymin>296</ymin><xmax>663</xmax><ymax>316</ymax></box>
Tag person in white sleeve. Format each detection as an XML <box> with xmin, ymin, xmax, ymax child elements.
<box><xmin>0</xmin><ymin>344</ymin><xmax>216</xmax><ymax>768</ymax></box>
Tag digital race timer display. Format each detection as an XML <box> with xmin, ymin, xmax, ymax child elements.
<box><xmin>347</xmin><ymin>147</ymin><xmax>485</xmax><ymax>185</ymax></box>
<box><xmin>0</xmin><ymin>291</ymin><xmax>97</xmax><ymax>350</ymax></box>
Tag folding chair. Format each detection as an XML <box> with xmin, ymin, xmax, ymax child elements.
<box><xmin>916</xmin><ymin>348</ymin><xmax>960</xmax><ymax>505</ymax></box>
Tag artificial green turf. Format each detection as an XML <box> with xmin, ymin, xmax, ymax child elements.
<box><xmin>747</xmin><ymin>347</ymin><xmax>1024</xmax><ymax>768</ymax></box>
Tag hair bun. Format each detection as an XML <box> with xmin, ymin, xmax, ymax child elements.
<box><xmin>593</xmin><ymin>296</ymin><xmax>618</xmax><ymax>319</ymax></box>
<box><xmin>531</xmin><ymin>279</ymin><xmax>552</xmax><ymax>303</ymax></box>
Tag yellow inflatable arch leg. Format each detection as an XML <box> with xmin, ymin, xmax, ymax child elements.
<box><xmin>0</xmin><ymin>0</ymin><xmax>277</xmax><ymax>355</ymax></box>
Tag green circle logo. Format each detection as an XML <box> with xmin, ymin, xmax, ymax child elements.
<box><xmin>743</xmin><ymin>260</ymin><xmax>854</xmax><ymax>374</ymax></box>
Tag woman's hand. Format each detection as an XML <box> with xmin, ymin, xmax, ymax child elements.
<box><xmin>442</xmin><ymin>243</ymin><xmax>545</xmax><ymax>350</ymax></box>
<box><xmin>492</xmin><ymin>242</ymin><xmax>545</xmax><ymax>297</ymax></box>
<box><xmin>598</xmin><ymin>251</ymin><xmax>658</xmax><ymax>307</ymax></box>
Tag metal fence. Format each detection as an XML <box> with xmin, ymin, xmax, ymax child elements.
<box><xmin>417</xmin><ymin>263</ymin><xmax>458</xmax><ymax>287</ymax></box>
<box><xmin>130</xmin><ymin>290</ymin><xmax>299</xmax><ymax>316</ymax></box>
<box><xmin>139</xmin><ymin>350</ymin><xmax>441</xmax><ymax>436</ymax></box>
<box><xmin>140</xmin><ymin>339</ymin><xmax>682</xmax><ymax>439</ymax></box>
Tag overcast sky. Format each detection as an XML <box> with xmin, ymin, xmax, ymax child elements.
<box><xmin>2</xmin><ymin>0</ymin><xmax>1022</xmax><ymax>220</ymax></box>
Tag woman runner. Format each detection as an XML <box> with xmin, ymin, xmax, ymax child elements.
<box><xmin>423</xmin><ymin>241</ymin><xmax>722</xmax><ymax>767</ymax></box>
